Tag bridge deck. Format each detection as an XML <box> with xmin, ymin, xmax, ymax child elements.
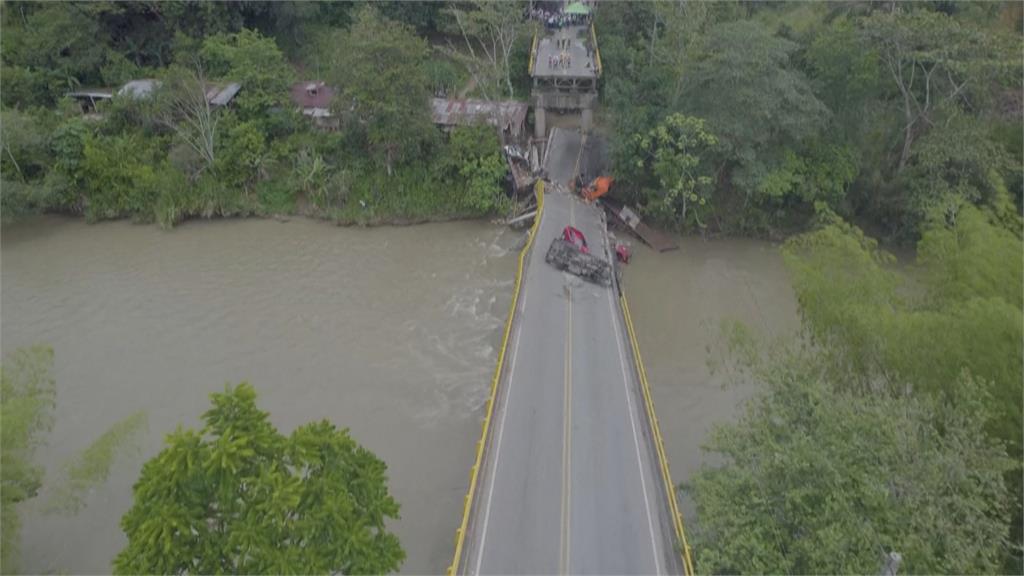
<box><xmin>457</xmin><ymin>129</ymin><xmax>682</xmax><ymax>575</ymax></box>
<box><xmin>533</xmin><ymin>25</ymin><xmax>598</xmax><ymax>79</ymax></box>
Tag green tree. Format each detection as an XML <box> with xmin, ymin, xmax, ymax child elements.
<box><xmin>918</xmin><ymin>203</ymin><xmax>1023</xmax><ymax>309</ymax></box>
<box><xmin>327</xmin><ymin>7</ymin><xmax>435</xmax><ymax>173</ymax></box>
<box><xmin>0</xmin><ymin>3</ymin><xmax>105</xmax><ymax>107</ymax></box>
<box><xmin>438</xmin><ymin>125</ymin><xmax>507</xmax><ymax>214</ymax></box>
<box><xmin>781</xmin><ymin>210</ymin><xmax>1023</xmax><ymax>569</ymax></box>
<box><xmin>627</xmin><ymin>114</ymin><xmax>717</xmax><ymax>229</ymax></box>
<box><xmin>901</xmin><ymin>113</ymin><xmax>1015</xmax><ymax>232</ymax></box>
<box><xmin>1</xmin><ymin>346</ymin><xmax>56</xmax><ymax>574</ymax></box>
<box><xmin>216</xmin><ymin>116</ymin><xmax>270</xmax><ymax>193</ymax></box>
<box><xmin>683</xmin><ymin>20</ymin><xmax>828</xmax><ymax>200</ymax></box>
<box><xmin>446</xmin><ymin>0</ymin><xmax>526</xmax><ymax>100</ymax></box>
<box><xmin>757</xmin><ymin>143</ymin><xmax>858</xmax><ymax>208</ymax></box>
<box><xmin>114</xmin><ymin>383</ymin><xmax>404</xmax><ymax>575</ymax></box>
<box><xmin>200</xmin><ymin>29</ymin><xmax>294</xmax><ymax>120</ymax></box>
<box><xmin>0</xmin><ymin>108</ymin><xmax>58</xmax><ymax>220</ymax></box>
<box><xmin>782</xmin><ymin>212</ymin><xmax>1022</xmax><ymax>435</ymax></box>
<box><xmin>691</xmin><ymin>342</ymin><xmax>1012</xmax><ymax>574</ymax></box>
<box><xmin>647</xmin><ymin>0</ymin><xmax>711</xmax><ymax>109</ymax></box>
<box><xmin>78</xmin><ymin>131</ymin><xmax>172</xmax><ymax>222</ymax></box>
<box><xmin>860</xmin><ymin>9</ymin><xmax>1012</xmax><ymax>174</ymax></box>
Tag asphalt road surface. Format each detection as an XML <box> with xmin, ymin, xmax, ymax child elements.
<box><xmin>460</xmin><ymin>129</ymin><xmax>681</xmax><ymax>575</ymax></box>
<box><xmin>534</xmin><ymin>25</ymin><xmax>597</xmax><ymax>79</ymax></box>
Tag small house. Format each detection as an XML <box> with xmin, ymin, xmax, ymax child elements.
<box><xmin>66</xmin><ymin>88</ymin><xmax>114</xmax><ymax>114</ymax></box>
<box><xmin>290</xmin><ymin>81</ymin><xmax>338</xmax><ymax>130</ymax></box>
<box><xmin>430</xmin><ymin>98</ymin><xmax>529</xmax><ymax>145</ymax></box>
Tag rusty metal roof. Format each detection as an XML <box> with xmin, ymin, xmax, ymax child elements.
<box><xmin>430</xmin><ymin>98</ymin><xmax>529</xmax><ymax>137</ymax></box>
<box><xmin>290</xmin><ymin>81</ymin><xmax>336</xmax><ymax>110</ymax></box>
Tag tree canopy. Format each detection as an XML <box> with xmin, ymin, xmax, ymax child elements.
<box><xmin>114</xmin><ymin>382</ymin><xmax>404</xmax><ymax>575</ymax></box>
<box><xmin>691</xmin><ymin>341</ymin><xmax>1012</xmax><ymax>574</ymax></box>
<box><xmin>327</xmin><ymin>7</ymin><xmax>435</xmax><ymax>173</ymax></box>
<box><xmin>684</xmin><ymin>20</ymin><xmax>828</xmax><ymax>199</ymax></box>
<box><xmin>598</xmin><ymin>2</ymin><xmax>1021</xmax><ymax>238</ymax></box>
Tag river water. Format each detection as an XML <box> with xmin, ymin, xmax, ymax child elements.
<box><xmin>621</xmin><ymin>238</ymin><xmax>800</xmax><ymax>518</ymax></box>
<box><xmin>1</xmin><ymin>216</ymin><xmax>796</xmax><ymax>574</ymax></box>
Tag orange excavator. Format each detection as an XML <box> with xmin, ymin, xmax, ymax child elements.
<box><xmin>580</xmin><ymin>176</ymin><xmax>613</xmax><ymax>202</ymax></box>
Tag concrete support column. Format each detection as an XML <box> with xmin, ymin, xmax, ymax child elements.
<box><xmin>534</xmin><ymin>106</ymin><xmax>546</xmax><ymax>139</ymax></box>
<box><xmin>581</xmin><ymin>107</ymin><xmax>593</xmax><ymax>133</ymax></box>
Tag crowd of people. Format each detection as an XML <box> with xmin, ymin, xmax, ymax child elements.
<box><xmin>547</xmin><ymin>52</ymin><xmax>572</xmax><ymax>70</ymax></box>
<box><xmin>526</xmin><ymin>6</ymin><xmax>591</xmax><ymax>29</ymax></box>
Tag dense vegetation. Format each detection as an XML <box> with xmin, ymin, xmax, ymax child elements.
<box><xmin>2</xmin><ymin>2</ymin><xmax>1021</xmax><ymax>574</ymax></box>
<box><xmin>692</xmin><ymin>206</ymin><xmax>1022</xmax><ymax>573</ymax></box>
<box><xmin>0</xmin><ymin>2</ymin><xmax>521</xmax><ymax>227</ymax></box>
<box><xmin>596</xmin><ymin>9</ymin><xmax>1022</xmax><ymax>566</ymax></box>
<box><xmin>115</xmin><ymin>383</ymin><xmax>403</xmax><ymax>574</ymax></box>
<box><xmin>599</xmin><ymin>2</ymin><xmax>1021</xmax><ymax>241</ymax></box>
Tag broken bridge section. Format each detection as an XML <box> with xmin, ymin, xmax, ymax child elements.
<box><xmin>451</xmin><ymin>128</ymin><xmax>688</xmax><ymax>575</ymax></box>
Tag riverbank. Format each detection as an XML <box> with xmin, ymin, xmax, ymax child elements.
<box><xmin>16</xmin><ymin>184</ymin><xmax>523</xmax><ymax>232</ymax></box>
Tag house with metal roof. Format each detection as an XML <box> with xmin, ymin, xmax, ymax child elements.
<box><xmin>289</xmin><ymin>81</ymin><xmax>339</xmax><ymax>130</ymax></box>
<box><xmin>430</xmin><ymin>98</ymin><xmax>529</xmax><ymax>144</ymax></box>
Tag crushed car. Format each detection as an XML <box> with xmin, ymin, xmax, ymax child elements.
<box><xmin>545</xmin><ymin>226</ymin><xmax>612</xmax><ymax>286</ymax></box>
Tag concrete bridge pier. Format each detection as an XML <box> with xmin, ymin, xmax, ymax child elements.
<box><xmin>534</xmin><ymin>106</ymin><xmax>546</xmax><ymax>139</ymax></box>
<box><xmin>581</xmin><ymin>108</ymin><xmax>593</xmax><ymax>133</ymax></box>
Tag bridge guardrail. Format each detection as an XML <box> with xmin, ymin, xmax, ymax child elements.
<box><xmin>620</xmin><ymin>294</ymin><xmax>695</xmax><ymax>576</ymax></box>
<box><xmin>448</xmin><ymin>180</ymin><xmax>545</xmax><ymax>576</ymax></box>
<box><xmin>528</xmin><ymin>26</ymin><xmax>539</xmax><ymax>76</ymax></box>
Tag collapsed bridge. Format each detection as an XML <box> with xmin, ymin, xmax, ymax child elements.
<box><xmin>449</xmin><ymin>127</ymin><xmax>693</xmax><ymax>575</ymax></box>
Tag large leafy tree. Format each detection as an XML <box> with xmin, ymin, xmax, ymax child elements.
<box><xmin>624</xmin><ymin>113</ymin><xmax>717</xmax><ymax>229</ymax></box>
<box><xmin>860</xmin><ymin>8</ymin><xmax>1011</xmax><ymax>174</ymax></box>
<box><xmin>683</xmin><ymin>20</ymin><xmax>828</xmax><ymax>200</ymax></box>
<box><xmin>0</xmin><ymin>3</ymin><xmax>105</xmax><ymax>107</ymax></box>
<box><xmin>782</xmin><ymin>210</ymin><xmax>1022</xmax><ymax>449</ymax></box>
<box><xmin>901</xmin><ymin>113</ymin><xmax>1016</xmax><ymax>231</ymax></box>
<box><xmin>327</xmin><ymin>7</ymin><xmax>435</xmax><ymax>174</ymax></box>
<box><xmin>437</xmin><ymin>125</ymin><xmax>507</xmax><ymax>214</ymax></box>
<box><xmin>691</xmin><ymin>343</ymin><xmax>1012</xmax><ymax>574</ymax></box>
<box><xmin>114</xmin><ymin>383</ymin><xmax>404</xmax><ymax>575</ymax></box>
<box><xmin>780</xmin><ymin>208</ymin><xmax>1023</xmax><ymax>570</ymax></box>
<box><xmin>918</xmin><ymin>202</ymin><xmax>1023</xmax><ymax>310</ymax></box>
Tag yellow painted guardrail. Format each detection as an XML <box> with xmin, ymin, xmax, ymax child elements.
<box><xmin>620</xmin><ymin>294</ymin><xmax>695</xmax><ymax>576</ymax></box>
<box><xmin>449</xmin><ymin>180</ymin><xmax>545</xmax><ymax>576</ymax></box>
<box><xmin>528</xmin><ymin>26</ymin><xmax>539</xmax><ymax>76</ymax></box>
<box><xmin>590</xmin><ymin>22</ymin><xmax>602</xmax><ymax>77</ymax></box>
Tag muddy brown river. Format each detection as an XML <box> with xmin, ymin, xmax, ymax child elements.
<box><xmin>1</xmin><ymin>216</ymin><xmax>795</xmax><ymax>574</ymax></box>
